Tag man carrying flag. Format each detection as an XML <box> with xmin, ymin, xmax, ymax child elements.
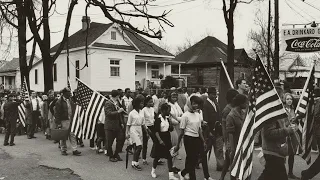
<box><xmin>230</xmin><ymin>55</ymin><xmax>289</xmax><ymax>180</ymax></box>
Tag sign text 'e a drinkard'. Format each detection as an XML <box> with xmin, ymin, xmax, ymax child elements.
<box><xmin>282</xmin><ymin>27</ymin><xmax>320</xmax><ymax>53</ymax></box>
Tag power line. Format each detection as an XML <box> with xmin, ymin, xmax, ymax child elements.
<box><xmin>303</xmin><ymin>0</ymin><xmax>320</xmax><ymax>13</ymax></box>
<box><xmin>285</xmin><ymin>0</ymin><xmax>310</xmax><ymax>22</ymax></box>
<box><xmin>289</xmin><ymin>0</ymin><xmax>316</xmax><ymax>21</ymax></box>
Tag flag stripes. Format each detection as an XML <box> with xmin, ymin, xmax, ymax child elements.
<box><xmin>18</xmin><ymin>78</ymin><xmax>28</xmax><ymax>127</ymax></box>
<box><xmin>71</xmin><ymin>105</ymin><xmax>84</xmax><ymax>138</ymax></box>
<box><xmin>70</xmin><ymin>79</ymin><xmax>106</xmax><ymax>140</ymax></box>
<box><xmin>18</xmin><ymin>104</ymin><xmax>26</xmax><ymax>127</ymax></box>
<box><xmin>230</xmin><ymin>56</ymin><xmax>287</xmax><ymax>180</ymax></box>
<box><xmin>295</xmin><ymin>65</ymin><xmax>315</xmax><ymax>165</ymax></box>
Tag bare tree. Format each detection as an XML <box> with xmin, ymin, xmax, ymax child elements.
<box><xmin>0</xmin><ymin>0</ymin><xmax>37</xmax><ymax>88</ymax></box>
<box><xmin>248</xmin><ymin>9</ymin><xmax>274</xmax><ymax>65</ymax></box>
<box><xmin>22</xmin><ymin>0</ymin><xmax>173</xmax><ymax>93</ymax></box>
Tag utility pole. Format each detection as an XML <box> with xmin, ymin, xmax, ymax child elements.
<box><xmin>274</xmin><ymin>0</ymin><xmax>279</xmax><ymax>80</ymax></box>
<box><xmin>267</xmin><ymin>0</ymin><xmax>271</xmax><ymax>74</ymax></box>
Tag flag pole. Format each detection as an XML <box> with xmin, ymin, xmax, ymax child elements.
<box><xmin>295</xmin><ymin>63</ymin><xmax>315</xmax><ymax>114</ymax></box>
<box><xmin>220</xmin><ymin>59</ymin><xmax>234</xmax><ymax>89</ymax></box>
<box><xmin>74</xmin><ymin>77</ymin><xmax>128</xmax><ymax>114</ymax></box>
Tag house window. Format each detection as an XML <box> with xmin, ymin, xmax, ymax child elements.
<box><xmin>53</xmin><ymin>63</ymin><xmax>57</xmax><ymax>82</ymax></box>
<box><xmin>240</xmin><ymin>72</ymin><xmax>246</xmax><ymax>79</ymax></box>
<box><xmin>196</xmin><ymin>68</ymin><xmax>203</xmax><ymax>85</ymax></box>
<box><xmin>110</xmin><ymin>60</ymin><xmax>120</xmax><ymax>77</ymax></box>
<box><xmin>76</xmin><ymin>60</ymin><xmax>80</xmax><ymax>78</ymax></box>
<box><xmin>151</xmin><ymin>65</ymin><xmax>159</xmax><ymax>79</ymax></box>
<box><xmin>35</xmin><ymin>69</ymin><xmax>38</xmax><ymax>84</ymax></box>
<box><xmin>8</xmin><ymin>77</ymin><xmax>12</xmax><ymax>85</ymax></box>
<box><xmin>111</xmin><ymin>31</ymin><xmax>116</xmax><ymax>40</ymax></box>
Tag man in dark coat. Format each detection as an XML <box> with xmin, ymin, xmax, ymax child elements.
<box><xmin>25</xmin><ymin>94</ymin><xmax>34</xmax><ymax>139</ymax></box>
<box><xmin>301</xmin><ymin>97</ymin><xmax>320</xmax><ymax>180</ymax></box>
<box><xmin>54</xmin><ymin>87</ymin><xmax>81</xmax><ymax>156</ymax></box>
<box><xmin>104</xmin><ymin>90</ymin><xmax>125</xmax><ymax>162</ymax></box>
<box><xmin>3</xmin><ymin>93</ymin><xmax>20</xmax><ymax>146</ymax></box>
<box><xmin>202</xmin><ymin>87</ymin><xmax>224</xmax><ymax>171</ymax></box>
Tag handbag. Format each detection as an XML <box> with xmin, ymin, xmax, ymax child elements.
<box><xmin>51</xmin><ymin>128</ymin><xmax>69</xmax><ymax>141</ymax></box>
<box><xmin>278</xmin><ymin>136</ymin><xmax>289</xmax><ymax>157</ymax></box>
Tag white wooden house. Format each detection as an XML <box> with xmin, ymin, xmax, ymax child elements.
<box><xmin>29</xmin><ymin>17</ymin><xmax>183</xmax><ymax>92</ymax></box>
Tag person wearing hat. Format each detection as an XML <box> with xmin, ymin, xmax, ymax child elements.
<box><xmin>54</xmin><ymin>87</ymin><xmax>81</xmax><ymax>156</ymax></box>
<box><xmin>201</xmin><ymin>87</ymin><xmax>224</xmax><ymax>173</ymax></box>
<box><xmin>3</xmin><ymin>93</ymin><xmax>20</xmax><ymax>146</ymax></box>
<box><xmin>104</xmin><ymin>89</ymin><xmax>125</xmax><ymax>162</ymax></box>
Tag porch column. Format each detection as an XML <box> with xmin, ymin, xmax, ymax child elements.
<box><xmin>3</xmin><ymin>76</ymin><xmax>5</xmax><ymax>89</ymax></box>
<box><xmin>178</xmin><ymin>64</ymin><xmax>181</xmax><ymax>77</ymax></box>
<box><xmin>163</xmin><ymin>63</ymin><xmax>166</xmax><ymax>77</ymax></box>
<box><xmin>145</xmin><ymin>62</ymin><xmax>148</xmax><ymax>80</ymax></box>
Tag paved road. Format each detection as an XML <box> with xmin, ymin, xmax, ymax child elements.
<box><xmin>0</xmin><ymin>132</ymin><xmax>320</xmax><ymax>180</ymax></box>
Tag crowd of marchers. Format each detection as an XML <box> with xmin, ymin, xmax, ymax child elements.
<box><xmin>1</xmin><ymin>79</ymin><xmax>320</xmax><ymax>180</ymax></box>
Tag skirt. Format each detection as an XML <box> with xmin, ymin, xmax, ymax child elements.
<box><xmin>170</xmin><ymin>129</ymin><xmax>179</xmax><ymax>147</ymax></box>
<box><xmin>151</xmin><ymin>131</ymin><xmax>172</xmax><ymax>159</ymax></box>
<box><xmin>130</xmin><ymin>126</ymin><xmax>143</xmax><ymax>146</ymax></box>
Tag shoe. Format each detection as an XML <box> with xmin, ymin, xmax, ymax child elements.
<box><xmin>98</xmin><ymin>149</ymin><xmax>104</xmax><ymax>153</ymax></box>
<box><xmin>151</xmin><ymin>168</ymin><xmax>157</xmax><ymax>178</ymax></box>
<box><xmin>9</xmin><ymin>143</ymin><xmax>15</xmax><ymax>146</ymax></box>
<box><xmin>90</xmin><ymin>147</ymin><xmax>96</xmax><ymax>150</ymax></box>
<box><xmin>169</xmin><ymin>172</ymin><xmax>179</xmax><ymax>180</ymax></box>
<box><xmin>3</xmin><ymin>142</ymin><xmax>9</xmax><ymax>146</ymax></box>
<box><xmin>61</xmin><ymin>151</ymin><xmax>68</xmax><ymax>156</ymax></box>
<box><xmin>73</xmin><ymin>150</ymin><xmax>81</xmax><ymax>156</ymax></box>
<box><xmin>31</xmin><ymin>136</ymin><xmax>37</xmax><ymax>139</ymax></box>
<box><xmin>143</xmin><ymin>159</ymin><xmax>149</xmax><ymax>165</ymax></box>
<box><xmin>54</xmin><ymin>140</ymin><xmax>59</xmax><ymax>144</ymax></box>
<box><xmin>109</xmin><ymin>157</ymin><xmax>118</xmax><ymax>162</ymax></box>
<box><xmin>132</xmin><ymin>164</ymin><xmax>142</xmax><ymax>171</ymax></box>
<box><xmin>80</xmin><ymin>143</ymin><xmax>84</xmax><ymax>147</ymax></box>
<box><xmin>185</xmin><ymin>174</ymin><xmax>190</xmax><ymax>180</ymax></box>
<box><xmin>172</xmin><ymin>167</ymin><xmax>181</xmax><ymax>174</ymax></box>
<box><xmin>204</xmin><ymin>177</ymin><xmax>215</xmax><ymax>180</ymax></box>
<box><xmin>288</xmin><ymin>173</ymin><xmax>299</xmax><ymax>179</ymax></box>
<box><xmin>27</xmin><ymin>136</ymin><xmax>32</xmax><ymax>139</ymax></box>
<box><xmin>115</xmin><ymin>155</ymin><xmax>123</xmax><ymax>161</ymax></box>
<box><xmin>178</xmin><ymin>171</ymin><xmax>185</xmax><ymax>180</ymax></box>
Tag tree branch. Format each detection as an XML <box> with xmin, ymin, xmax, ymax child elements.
<box><xmin>52</xmin><ymin>0</ymin><xmax>78</xmax><ymax>61</ymax></box>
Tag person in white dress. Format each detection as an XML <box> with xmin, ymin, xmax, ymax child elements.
<box><xmin>126</xmin><ymin>98</ymin><xmax>146</xmax><ymax>171</ymax></box>
<box><xmin>168</xmin><ymin>92</ymin><xmax>183</xmax><ymax>162</ymax></box>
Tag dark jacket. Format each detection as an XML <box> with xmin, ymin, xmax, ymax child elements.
<box><xmin>226</xmin><ymin>107</ymin><xmax>244</xmax><ymax>151</ymax></box>
<box><xmin>104</xmin><ymin>100</ymin><xmax>124</xmax><ymax>131</ymax></box>
<box><xmin>24</xmin><ymin>100</ymin><xmax>33</xmax><ymax>125</ymax></box>
<box><xmin>261</xmin><ymin>118</ymin><xmax>289</xmax><ymax>158</ymax></box>
<box><xmin>314</xmin><ymin>98</ymin><xmax>320</xmax><ymax>138</ymax></box>
<box><xmin>202</xmin><ymin>98</ymin><xmax>221</xmax><ymax>136</ymax></box>
<box><xmin>3</xmin><ymin>101</ymin><xmax>19</xmax><ymax>123</ymax></box>
<box><xmin>54</xmin><ymin>97</ymin><xmax>76</xmax><ymax>125</ymax></box>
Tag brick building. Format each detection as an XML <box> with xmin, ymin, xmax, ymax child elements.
<box><xmin>173</xmin><ymin>36</ymin><xmax>254</xmax><ymax>89</ymax></box>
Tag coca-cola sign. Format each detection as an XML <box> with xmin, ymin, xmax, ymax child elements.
<box><xmin>285</xmin><ymin>37</ymin><xmax>320</xmax><ymax>52</ymax></box>
<box><xmin>282</xmin><ymin>27</ymin><xmax>320</xmax><ymax>53</ymax></box>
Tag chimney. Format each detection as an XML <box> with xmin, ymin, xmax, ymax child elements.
<box><xmin>82</xmin><ymin>16</ymin><xmax>91</xmax><ymax>31</ymax></box>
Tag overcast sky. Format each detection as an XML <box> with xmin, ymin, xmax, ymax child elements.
<box><xmin>2</xmin><ymin>0</ymin><xmax>320</xmax><ymax>59</ymax></box>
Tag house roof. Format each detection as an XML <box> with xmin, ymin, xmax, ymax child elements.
<box><xmin>50</xmin><ymin>22</ymin><xmax>173</xmax><ymax>57</ymax></box>
<box><xmin>280</xmin><ymin>53</ymin><xmax>320</xmax><ymax>72</ymax></box>
<box><xmin>0</xmin><ymin>56</ymin><xmax>40</xmax><ymax>73</ymax></box>
<box><xmin>174</xmin><ymin>36</ymin><xmax>252</xmax><ymax>65</ymax></box>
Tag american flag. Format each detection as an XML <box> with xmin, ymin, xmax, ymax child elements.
<box><xmin>230</xmin><ymin>56</ymin><xmax>287</xmax><ymax>180</ymax></box>
<box><xmin>18</xmin><ymin>78</ymin><xmax>29</xmax><ymax>127</ymax></box>
<box><xmin>295</xmin><ymin>64</ymin><xmax>315</xmax><ymax>164</ymax></box>
<box><xmin>70</xmin><ymin>80</ymin><xmax>105</xmax><ymax>139</ymax></box>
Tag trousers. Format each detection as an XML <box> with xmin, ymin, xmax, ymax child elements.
<box><xmin>258</xmin><ymin>154</ymin><xmax>288</xmax><ymax>180</ymax></box>
<box><xmin>4</xmin><ymin>120</ymin><xmax>16</xmax><ymax>144</ymax></box>
<box><xmin>59</xmin><ymin>120</ymin><xmax>77</xmax><ymax>152</ymax></box>
<box><xmin>105</xmin><ymin>129</ymin><xmax>124</xmax><ymax>157</ymax></box>
<box><xmin>181</xmin><ymin>135</ymin><xmax>201</xmax><ymax>180</ymax></box>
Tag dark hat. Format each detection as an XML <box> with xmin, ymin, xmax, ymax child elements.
<box><xmin>111</xmin><ymin>90</ymin><xmax>119</xmax><ymax>97</ymax></box>
<box><xmin>61</xmin><ymin>87</ymin><xmax>71</xmax><ymax>94</ymax></box>
<box><xmin>207</xmin><ymin>87</ymin><xmax>217</xmax><ymax>95</ymax></box>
